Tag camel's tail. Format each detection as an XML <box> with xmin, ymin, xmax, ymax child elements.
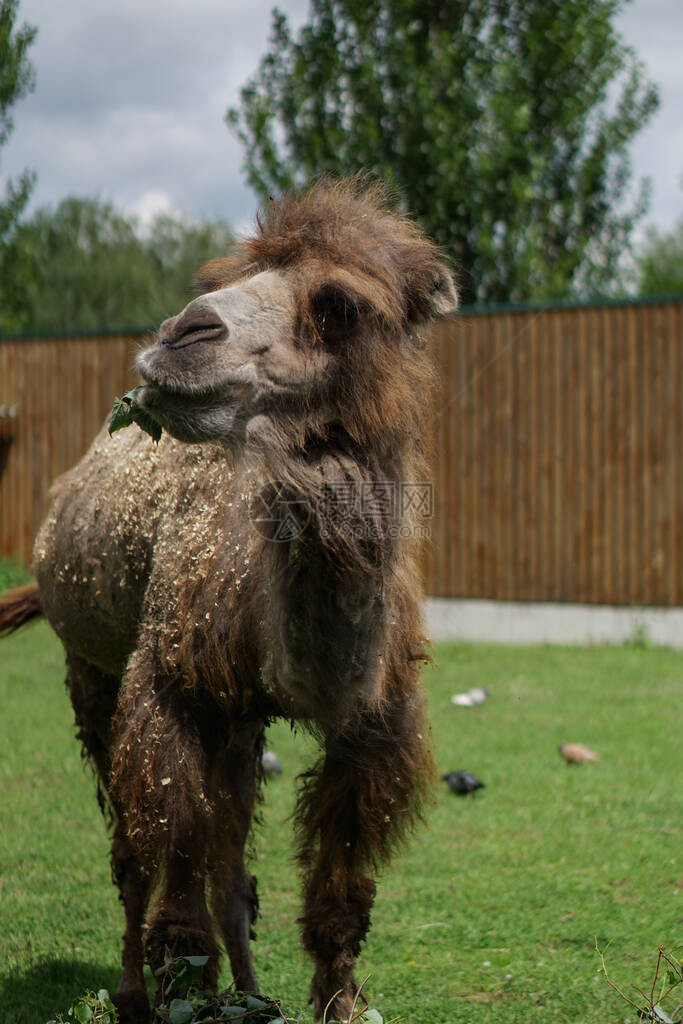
<box><xmin>0</xmin><ymin>583</ymin><xmax>43</xmax><ymax>637</ymax></box>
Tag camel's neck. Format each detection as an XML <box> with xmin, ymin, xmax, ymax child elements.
<box><xmin>256</xmin><ymin>439</ymin><xmax>423</xmax><ymax>730</ymax></box>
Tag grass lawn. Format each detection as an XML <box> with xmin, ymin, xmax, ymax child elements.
<box><xmin>0</xmin><ymin>608</ymin><xmax>680</xmax><ymax>1023</ymax></box>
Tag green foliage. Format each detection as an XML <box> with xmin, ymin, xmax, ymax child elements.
<box><xmin>151</xmin><ymin>954</ymin><xmax>304</xmax><ymax>1023</ymax></box>
<box><xmin>109</xmin><ymin>387</ymin><xmax>162</xmax><ymax>444</ymax></box>
<box><xmin>596</xmin><ymin>943</ymin><xmax>683</xmax><ymax>1023</ymax></box>
<box><xmin>633</xmin><ymin>216</ymin><xmax>683</xmax><ymax>296</ymax></box>
<box><xmin>49</xmin><ymin>955</ymin><xmax>389</xmax><ymax>1024</ymax></box>
<box><xmin>46</xmin><ymin>989</ymin><xmax>117</xmax><ymax>1024</ymax></box>
<box><xmin>227</xmin><ymin>0</ymin><xmax>658</xmax><ymax>304</ymax></box>
<box><xmin>0</xmin><ymin>0</ymin><xmax>37</xmax><ymax>244</ymax></box>
<box><xmin>0</xmin><ymin>197</ymin><xmax>235</xmax><ymax>334</ymax></box>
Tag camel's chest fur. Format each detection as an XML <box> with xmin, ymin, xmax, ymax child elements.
<box><xmin>34</xmin><ymin>424</ymin><xmax>255</xmax><ymax>679</ymax></box>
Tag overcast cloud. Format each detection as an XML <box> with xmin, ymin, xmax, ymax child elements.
<box><xmin>2</xmin><ymin>0</ymin><xmax>682</xmax><ymax>235</ymax></box>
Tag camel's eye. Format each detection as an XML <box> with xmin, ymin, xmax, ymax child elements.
<box><xmin>311</xmin><ymin>284</ymin><xmax>359</xmax><ymax>343</ymax></box>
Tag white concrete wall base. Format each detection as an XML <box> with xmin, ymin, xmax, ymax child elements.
<box><xmin>424</xmin><ymin>597</ymin><xmax>683</xmax><ymax>648</ymax></box>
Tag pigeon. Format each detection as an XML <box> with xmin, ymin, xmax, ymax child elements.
<box><xmin>261</xmin><ymin>750</ymin><xmax>282</xmax><ymax>776</ymax></box>
<box><xmin>451</xmin><ymin>687</ymin><xmax>490</xmax><ymax>707</ymax></box>
<box><xmin>558</xmin><ymin>743</ymin><xmax>599</xmax><ymax>765</ymax></box>
<box><xmin>467</xmin><ymin>687</ymin><xmax>490</xmax><ymax>705</ymax></box>
<box><xmin>441</xmin><ymin>770</ymin><xmax>485</xmax><ymax>796</ymax></box>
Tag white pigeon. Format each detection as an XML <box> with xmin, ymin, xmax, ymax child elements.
<box><xmin>451</xmin><ymin>687</ymin><xmax>490</xmax><ymax>707</ymax></box>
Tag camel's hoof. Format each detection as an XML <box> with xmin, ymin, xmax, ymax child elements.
<box><xmin>112</xmin><ymin>988</ymin><xmax>151</xmax><ymax>1024</ymax></box>
<box><xmin>310</xmin><ymin>982</ymin><xmax>356</xmax><ymax>1023</ymax></box>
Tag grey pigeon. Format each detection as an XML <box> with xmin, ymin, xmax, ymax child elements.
<box><xmin>442</xmin><ymin>770</ymin><xmax>485</xmax><ymax>796</ymax></box>
<box><xmin>261</xmin><ymin>750</ymin><xmax>282</xmax><ymax>777</ymax></box>
<box><xmin>467</xmin><ymin>687</ymin><xmax>490</xmax><ymax>705</ymax></box>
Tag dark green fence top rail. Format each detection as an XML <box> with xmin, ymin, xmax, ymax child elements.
<box><xmin>458</xmin><ymin>291</ymin><xmax>683</xmax><ymax>316</ymax></box>
<box><xmin>0</xmin><ymin>324</ymin><xmax>152</xmax><ymax>343</ymax></box>
<box><xmin>1</xmin><ymin>293</ymin><xmax>682</xmax><ymax>342</ymax></box>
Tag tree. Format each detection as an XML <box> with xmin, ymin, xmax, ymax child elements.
<box><xmin>0</xmin><ymin>197</ymin><xmax>235</xmax><ymax>334</ymax></box>
<box><xmin>227</xmin><ymin>0</ymin><xmax>658</xmax><ymax>304</ymax></box>
<box><xmin>633</xmin><ymin>217</ymin><xmax>683</xmax><ymax>296</ymax></box>
<box><xmin>143</xmin><ymin>212</ymin><xmax>236</xmax><ymax>319</ymax></box>
<box><xmin>0</xmin><ymin>0</ymin><xmax>37</xmax><ymax>243</ymax></box>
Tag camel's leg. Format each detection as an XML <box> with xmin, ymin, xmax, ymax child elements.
<box><xmin>208</xmin><ymin>721</ymin><xmax>264</xmax><ymax>994</ymax></box>
<box><xmin>143</xmin><ymin>846</ymin><xmax>220</xmax><ymax>1006</ymax></box>
<box><xmin>296</xmin><ymin>696</ymin><xmax>434</xmax><ymax>1020</ymax></box>
<box><xmin>109</xmin><ymin>668</ymin><xmax>221</xmax><ymax>1004</ymax></box>
<box><xmin>66</xmin><ymin>652</ymin><xmax>152</xmax><ymax>1024</ymax></box>
<box><xmin>110</xmin><ymin>823</ymin><xmax>154</xmax><ymax>1024</ymax></box>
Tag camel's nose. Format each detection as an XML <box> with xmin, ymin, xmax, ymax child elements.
<box><xmin>158</xmin><ymin>302</ymin><xmax>228</xmax><ymax>350</ymax></box>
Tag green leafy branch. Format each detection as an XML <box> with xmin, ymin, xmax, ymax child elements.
<box><xmin>46</xmin><ymin>956</ymin><xmax>396</xmax><ymax>1024</ymax></box>
<box><xmin>596</xmin><ymin>941</ymin><xmax>683</xmax><ymax>1023</ymax></box>
<box><xmin>46</xmin><ymin>988</ymin><xmax>117</xmax><ymax>1024</ymax></box>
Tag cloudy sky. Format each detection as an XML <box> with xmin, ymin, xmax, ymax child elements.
<box><xmin>3</xmin><ymin>0</ymin><xmax>682</xmax><ymax>235</ymax></box>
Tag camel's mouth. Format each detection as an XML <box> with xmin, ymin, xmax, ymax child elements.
<box><xmin>135</xmin><ymin>383</ymin><xmax>245</xmax><ymax>444</ymax></box>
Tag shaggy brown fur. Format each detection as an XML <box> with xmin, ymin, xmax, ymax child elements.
<box><xmin>0</xmin><ymin>582</ymin><xmax>41</xmax><ymax>635</ymax></box>
<box><xmin>0</xmin><ymin>179</ymin><xmax>457</xmax><ymax>1023</ymax></box>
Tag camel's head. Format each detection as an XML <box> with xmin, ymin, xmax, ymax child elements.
<box><xmin>135</xmin><ymin>180</ymin><xmax>457</xmax><ymax>451</ymax></box>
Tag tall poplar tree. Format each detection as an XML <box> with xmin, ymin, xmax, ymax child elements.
<box><xmin>228</xmin><ymin>0</ymin><xmax>658</xmax><ymax>303</ymax></box>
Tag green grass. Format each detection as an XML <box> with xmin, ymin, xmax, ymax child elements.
<box><xmin>0</xmin><ymin>612</ymin><xmax>681</xmax><ymax>1023</ymax></box>
<box><xmin>0</xmin><ymin>557</ymin><xmax>31</xmax><ymax>593</ymax></box>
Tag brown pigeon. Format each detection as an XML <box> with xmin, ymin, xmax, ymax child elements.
<box><xmin>558</xmin><ymin>743</ymin><xmax>599</xmax><ymax>765</ymax></box>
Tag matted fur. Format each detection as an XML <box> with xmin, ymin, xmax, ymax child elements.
<box><xmin>0</xmin><ymin>582</ymin><xmax>41</xmax><ymax>635</ymax></box>
<box><xmin>3</xmin><ymin>179</ymin><xmax>457</xmax><ymax>1023</ymax></box>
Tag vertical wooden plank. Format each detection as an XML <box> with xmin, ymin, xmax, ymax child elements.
<box><xmin>587</xmin><ymin>307</ymin><xmax>599</xmax><ymax>604</ymax></box>
<box><xmin>447</xmin><ymin>319</ymin><xmax>459</xmax><ymax>599</ymax></box>
<box><xmin>510</xmin><ymin>313</ymin><xmax>521</xmax><ymax>599</ymax></box>
<box><xmin>433</xmin><ymin>322</ymin><xmax>450</xmax><ymax>597</ymax></box>
<box><xmin>589</xmin><ymin>307</ymin><xmax>602</xmax><ymax>602</ymax></box>
<box><xmin>0</xmin><ymin>342</ymin><xmax>10</xmax><ymax>557</ymax></box>
<box><xmin>16</xmin><ymin>341</ymin><xmax>27</xmax><ymax>562</ymax></box>
<box><xmin>445</xmin><ymin>320</ymin><xmax>458</xmax><ymax>599</ymax></box>
<box><xmin>469</xmin><ymin>316</ymin><xmax>482</xmax><ymax>599</ymax></box>
<box><xmin>433</xmin><ymin>324</ymin><xmax>446</xmax><ymax>597</ymax></box>
<box><xmin>646</xmin><ymin>302</ymin><xmax>665</xmax><ymax>606</ymax></box>
<box><xmin>575</xmin><ymin>308</ymin><xmax>588</xmax><ymax>604</ymax></box>
<box><xmin>559</xmin><ymin>311</ymin><xmax>572</xmax><ymax>599</ymax></box>
<box><xmin>456</xmin><ymin>316</ymin><xmax>471</xmax><ymax>598</ymax></box>
<box><xmin>421</xmin><ymin>329</ymin><xmax>437</xmax><ymax>598</ymax></box>
<box><xmin>613</xmin><ymin>306</ymin><xmax>626</xmax><ymax>605</ymax></box>
<box><xmin>640</xmin><ymin>301</ymin><xmax>652</xmax><ymax>606</ymax></box>
<box><xmin>604</xmin><ymin>307</ymin><xmax>615</xmax><ymax>606</ymax></box>
<box><xmin>550</xmin><ymin>311</ymin><xmax>562</xmax><ymax>601</ymax></box>
<box><xmin>539</xmin><ymin>310</ymin><xmax>550</xmax><ymax>602</ymax></box>
<box><xmin>27</xmin><ymin>340</ymin><xmax>43</xmax><ymax>558</ymax></box>
<box><xmin>526</xmin><ymin>312</ymin><xmax>539</xmax><ymax>598</ymax></box>
<box><xmin>662</xmin><ymin>302</ymin><xmax>675</xmax><ymax>607</ymax></box>
<box><xmin>672</xmin><ymin>303</ymin><xmax>683</xmax><ymax>606</ymax></box>
<box><xmin>492</xmin><ymin>315</ymin><xmax>505</xmax><ymax>601</ymax></box>
<box><xmin>439</xmin><ymin>322</ymin><xmax>453</xmax><ymax>598</ymax></box>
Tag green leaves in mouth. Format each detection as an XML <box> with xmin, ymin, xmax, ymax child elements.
<box><xmin>109</xmin><ymin>386</ymin><xmax>162</xmax><ymax>444</ymax></box>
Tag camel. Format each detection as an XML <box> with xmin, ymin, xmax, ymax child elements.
<box><xmin>0</xmin><ymin>179</ymin><xmax>458</xmax><ymax>1023</ymax></box>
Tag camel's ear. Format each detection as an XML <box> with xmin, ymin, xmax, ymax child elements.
<box><xmin>406</xmin><ymin>265</ymin><xmax>459</xmax><ymax>323</ymax></box>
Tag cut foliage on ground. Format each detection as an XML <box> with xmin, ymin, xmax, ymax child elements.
<box><xmin>0</xmin><ymin>580</ymin><xmax>680</xmax><ymax>1023</ymax></box>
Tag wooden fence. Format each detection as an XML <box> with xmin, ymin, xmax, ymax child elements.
<box><xmin>1</xmin><ymin>297</ymin><xmax>682</xmax><ymax>606</ymax></box>
<box><xmin>0</xmin><ymin>331</ymin><xmax>144</xmax><ymax>565</ymax></box>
